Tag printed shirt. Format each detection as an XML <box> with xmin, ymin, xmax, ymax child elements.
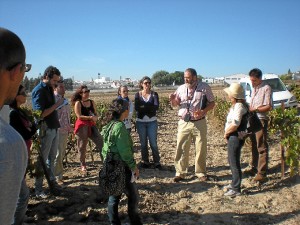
<box><xmin>250</xmin><ymin>81</ymin><xmax>272</xmax><ymax>120</ymax></box>
<box><xmin>173</xmin><ymin>81</ymin><xmax>215</xmax><ymax>120</ymax></box>
<box><xmin>55</xmin><ymin>94</ymin><xmax>72</xmax><ymax>134</ymax></box>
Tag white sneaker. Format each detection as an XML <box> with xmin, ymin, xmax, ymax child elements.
<box><xmin>222</xmin><ymin>184</ymin><xmax>233</xmax><ymax>191</ymax></box>
<box><xmin>35</xmin><ymin>191</ymin><xmax>48</xmax><ymax>199</ymax></box>
<box><xmin>224</xmin><ymin>189</ymin><xmax>241</xmax><ymax>197</ymax></box>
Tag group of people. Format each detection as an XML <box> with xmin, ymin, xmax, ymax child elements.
<box><xmin>0</xmin><ymin>26</ymin><xmax>273</xmax><ymax>225</ymax></box>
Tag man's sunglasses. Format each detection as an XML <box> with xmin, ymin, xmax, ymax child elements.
<box><xmin>7</xmin><ymin>63</ymin><xmax>31</xmax><ymax>72</ymax></box>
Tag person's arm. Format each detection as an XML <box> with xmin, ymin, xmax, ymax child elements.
<box><xmin>41</xmin><ymin>98</ymin><xmax>64</xmax><ymax>118</ymax></box>
<box><xmin>115</xmin><ymin>124</ymin><xmax>137</xmax><ymax>170</ymax></box>
<box><xmin>169</xmin><ymin>90</ymin><xmax>181</xmax><ymax>107</ymax></box>
<box><xmin>128</xmin><ymin>101</ymin><xmax>134</xmax><ymax>120</ymax></box>
<box><xmin>224</xmin><ymin>104</ymin><xmax>244</xmax><ymax>138</ymax></box>
<box><xmin>9</xmin><ymin>110</ymin><xmax>32</xmax><ymax>140</ymax></box>
<box><xmin>32</xmin><ymin>88</ymin><xmax>64</xmax><ymax>118</ymax></box>
<box><xmin>90</xmin><ymin>100</ymin><xmax>98</xmax><ymax>122</ymax></box>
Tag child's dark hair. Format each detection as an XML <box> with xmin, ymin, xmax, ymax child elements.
<box><xmin>105</xmin><ymin>98</ymin><xmax>129</xmax><ymax>122</ymax></box>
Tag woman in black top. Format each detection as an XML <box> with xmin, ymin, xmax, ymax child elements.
<box><xmin>134</xmin><ymin>76</ymin><xmax>161</xmax><ymax>169</ymax></box>
<box><xmin>71</xmin><ymin>85</ymin><xmax>103</xmax><ymax>174</ymax></box>
<box><xmin>9</xmin><ymin>84</ymin><xmax>37</xmax><ymax>156</ymax></box>
<box><xmin>9</xmin><ymin>84</ymin><xmax>37</xmax><ymax>225</ymax></box>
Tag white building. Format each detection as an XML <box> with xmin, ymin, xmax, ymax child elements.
<box><xmin>94</xmin><ymin>77</ymin><xmax>110</xmax><ymax>84</ymax></box>
<box><xmin>224</xmin><ymin>73</ymin><xmax>247</xmax><ymax>84</ymax></box>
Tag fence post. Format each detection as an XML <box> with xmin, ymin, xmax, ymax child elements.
<box><xmin>280</xmin><ymin>101</ymin><xmax>285</xmax><ymax>179</ymax></box>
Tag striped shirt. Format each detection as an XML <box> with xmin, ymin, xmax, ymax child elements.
<box><xmin>250</xmin><ymin>81</ymin><xmax>272</xmax><ymax>120</ymax></box>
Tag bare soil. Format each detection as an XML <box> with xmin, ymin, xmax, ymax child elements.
<box><xmin>25</xmin><ymin>90</ymin><xmax>300</xmax><ymax>225</ymax></box>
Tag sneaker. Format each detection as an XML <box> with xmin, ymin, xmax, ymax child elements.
<box><xmin>35</xmin><ymin>191</ymin><xmax>48</xmax><ymax>199</ymax></box>
<box><xmin>198</xmin><ymin>175</ymin><xmax>208</xmax><ymax>182</ymax></box>
<box><xmin>222</xmin><ymin>184</ymin><xmax>233</xmax><ymax>191</ymax></box>
<box><xmin>224</xmin><ymin>189</ymin><xmax>241</xmax><ymax>197</ymax></box>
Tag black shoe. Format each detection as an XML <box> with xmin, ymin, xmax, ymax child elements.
<box><xmin>140</xmin><ymin>162</ymin><xmax>150</xmax><ymax>168</ymax></box>
<box><xmin>155</xmin><ymin>164</ymin><xmax>163</xmax><ymax>170</ymax></box>
<box><xmin>173</xmin><ymin>176</ymin><xmax>183</xmax><ymax>182</ymax></box>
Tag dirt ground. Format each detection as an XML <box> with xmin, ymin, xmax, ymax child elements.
<box><xmin>25</xmin><ymin>90</ymin><xmax>300</xmax><ymax>225</ymax></box>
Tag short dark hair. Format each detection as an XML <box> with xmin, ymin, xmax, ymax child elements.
<box><xmin>102</xmin><ymin>98</ymin><xmax>129</xmax><ymax>124</ymax></box>
<box><xmin>43</xmin><ymin>66</ymin><xmax>61</xmax><ymax>79</ymax></box>
<box><xmin>0</xmin><ymin>27</ymin><xmax>26</xmax><ymax>71</ymax></box>
<box><xmin>185</xmin><ymin>68</ymin><xmax>197</xmax><ymax>77</ymax></box>
<box><xmin>249</xmin><ymin>68</ymin><xmax>262</xmax><ymax>79</ymax></box>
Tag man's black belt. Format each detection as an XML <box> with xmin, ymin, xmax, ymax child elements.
<box><xmin>180</xmin><ymin>117</ymin><xmax>205</xmax><ymax>121</ymax></box>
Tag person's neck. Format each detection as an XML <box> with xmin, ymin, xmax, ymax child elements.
<box><xmin>82</xmin><ymin>98</ymin><xmax>89</xmax><ymax>102</ymax></box>
<box><xmin>142</xmin><ymin>89</ymin><xmax>150</xmax><ymax>94</ymax></box>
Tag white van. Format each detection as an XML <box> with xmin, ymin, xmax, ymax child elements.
<box><xmin>239</xmin><ymin>74</ymin><xmax>298</xmax><ymax>109</ymax></box>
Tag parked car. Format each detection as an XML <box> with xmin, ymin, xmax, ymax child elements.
<box><xmin>239</xmin><ymin>74</ymin><xmax>298</xmax><ymax>109</ymax></box>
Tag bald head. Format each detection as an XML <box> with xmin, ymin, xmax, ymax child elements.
<box><xmin>0</xmin><ymin>27</ymin><xmax>26</xmax><ymax>71</ymax></box>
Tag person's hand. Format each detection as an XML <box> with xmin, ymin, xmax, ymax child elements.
<box><xmin>249</xmin><ymin>106</ymin><xmax>256</xmax><ymax>112</ymax></box>
<box><xmin>194</xmin><ymin>109</ymin><xmax>205</xmax><ymax>118</ymax></box>
<box><xmin>91</xmin><ymin>115</ymin><xmax>98</xmax><ymax>123</ymax></box>
<box><xmin>133</xmin><ymin>167</ymin><xmax>139</xmax><ymax>179</ymax></box>
<box><xmin>169</xmin><ymin>93</ymin><xmax>176</xmax><ymax>101</ymax></box>
<box><xmin>169</xmin><ymin>93</ymin><xmax>180</xmax><ymax>106</ymax></box>
<box><xmin>56</xmin><ymin>98</ymin><xmax>64</xmax><ymax>107</ymax></box>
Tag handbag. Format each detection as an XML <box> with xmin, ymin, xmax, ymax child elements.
<box><xmin>99</xmin><ymin>122</ymin><xmax>126</xmax><ymax>196</ymax></box>
<box><xmin>237</xmin><ymin>103</ymin><xmax>263</xmax><ymax>139</ymax></box>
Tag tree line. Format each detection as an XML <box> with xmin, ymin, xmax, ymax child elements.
<box><xmin>151</xmin><ymin>70</ymin><xmax>203</xmax><ymax>86</ymax></box>
<box><xmin>22</xmin><ymin>76</ymin><xmax>74</xmax><ymax>92</ymax></box>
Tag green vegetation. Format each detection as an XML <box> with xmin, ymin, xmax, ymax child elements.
<box><xmin>269</xmin><ymin>107</ymin><xmax>300</xmax><ymax>176</ymax></box>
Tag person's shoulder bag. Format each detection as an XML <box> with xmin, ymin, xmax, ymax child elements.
<box><xmin>99</xmin><ymin>121</ymin><xmax>126</xmax><ymax>196</ymax></box>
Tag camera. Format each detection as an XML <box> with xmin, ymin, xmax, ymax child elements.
<box><xmin>184</xmin><ymin>113</ymin><xmax>191</xmax><ymax>122</ymax></box>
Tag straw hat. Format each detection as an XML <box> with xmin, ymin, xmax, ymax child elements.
<box><xmin>223</xmin><ymin>83</ymin><xmax>245</xmax><ymax>99</ymax></box>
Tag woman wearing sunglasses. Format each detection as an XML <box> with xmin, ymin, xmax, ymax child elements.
<box><xmin>134</xmin><ymin>76</ymin><xmax>161</xmax><ymax>170</ymax></box>
<box><xmin>9</xmin><ymin>84</ymin><xmax>37</xmax><ymax>225</ymax></box>
<box><xmin>71</xmin><ymin>85</ymin><xmax>103</xmax><ymax>175</ymax></box>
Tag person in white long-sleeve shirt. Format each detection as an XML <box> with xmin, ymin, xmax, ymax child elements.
<box><xmin>117</xmin><ymin>85</ymin><xmax>134</xmax><ymax>133</ymax></box>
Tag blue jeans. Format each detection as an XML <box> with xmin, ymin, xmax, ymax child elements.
<box><xmin>136</xmin><ymin>120</ymin><xmax>160</xmax><ymax>165</ymax></box>
<box><xmin>13</xmin><ymin>178</ymin><xmax>29</xmax><ymax>225</ymax></box>
<box><xmin>227</xmin><ymin>135</ymin><xmax>245</xmax><ymax>192</ymax></box>
<box><xmin>35</xmin><ymin>128</ymin><xmax>59</xmax><ymax>192</ymax></box>
<box><xmin>108</xmin><ymin>169</ymin><xmax>142</xmax><ymax>225</ymax></box>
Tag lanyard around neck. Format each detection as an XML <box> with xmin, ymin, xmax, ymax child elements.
<box><xmin>186</xmin><ymin>84</ymin><xmax>197</xmax><ymax>112</ymax></box>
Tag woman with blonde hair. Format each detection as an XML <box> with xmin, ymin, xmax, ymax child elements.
<box><xmin>71</xmin><ymin>85</ymin><xmax>103</xmax><ymax>174</ymax></box>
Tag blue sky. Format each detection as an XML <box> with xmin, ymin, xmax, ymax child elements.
<box><xmin>1</xmin><ymin>0</ymin><xmax>300</xmax><ymax>81</ymax></box>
